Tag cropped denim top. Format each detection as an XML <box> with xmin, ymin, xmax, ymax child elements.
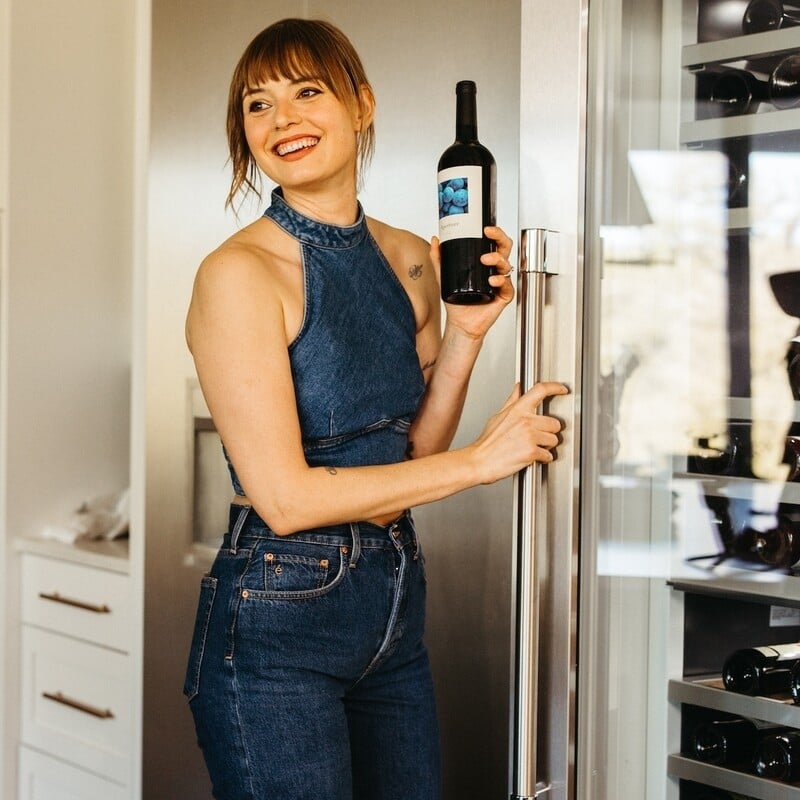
<box><xmin>225</xmin><ymin>189</ymin><xmax>426</xmax><ymax>496</ymax></box>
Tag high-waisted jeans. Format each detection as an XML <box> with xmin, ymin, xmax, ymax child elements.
<box><xmin>184</xmin><ymin>505</ymin><xmax>441</xmax><ymax>800</ymax></box>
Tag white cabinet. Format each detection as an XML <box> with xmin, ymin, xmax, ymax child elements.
<box><xmin>18</xmin><ymin>748</ymin><xmax>128</xmax><ymax>800</ymax></box>
<box><xmin>0</xmin><ymin>0</ymin><xmax>145</xmax><ymax>796</ymax></box>
<box><xmin>15</xmin><ymin>546</ymin><xmax>135</xmax><ymax>795</ymax></box>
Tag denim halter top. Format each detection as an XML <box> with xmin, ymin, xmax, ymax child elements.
<box><xmin>225</xmin><ymin>189</ymin><xmax>426</xmax><ymax>496</ymax></box>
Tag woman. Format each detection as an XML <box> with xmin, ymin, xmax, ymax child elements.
<box><xmin>184</xmin><ymin>17</ymin><xmax>567</xmax><ymax>800</ymax></box>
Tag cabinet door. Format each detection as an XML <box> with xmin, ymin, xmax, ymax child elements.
<box><xmin>21</xmin><ymin>627</ymin><xmax>132</xmax><ymax>785</ymax></box>
<box><xmin>18</xmin><ymin>747</ymin><xmax>127</xmax><ymax>800</ymax></box>
<box><xmin>21</xmin><ymin>555</ymin><xmax>132</xmax><ymax>652</ymax></box>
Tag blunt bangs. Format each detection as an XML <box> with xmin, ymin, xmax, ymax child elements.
<box><xmin>226</xmin><ymin>18</ymin><xmax>375</xmax><ymax>210</ymax></box>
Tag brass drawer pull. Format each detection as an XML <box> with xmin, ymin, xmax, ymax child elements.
<box><xmin>42</xmin><ymin>690</ymin><xmax>115</xmax><ymax>719</ymax></box>
<box><xmin>38</xmin><ymin>591</ymin><xmax>111</xmax><ymax>614</ymax></box>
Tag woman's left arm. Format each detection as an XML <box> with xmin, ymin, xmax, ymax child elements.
<box><xmin>408</xmin><ymin>226</ymin><xmax>515</xmax><ymax>458</ymax></box>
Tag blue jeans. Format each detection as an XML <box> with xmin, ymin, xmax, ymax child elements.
<box><xmin>184</xmin><ymin>505</ymin><xmax>441</xmax><ymax>800</ymax></box>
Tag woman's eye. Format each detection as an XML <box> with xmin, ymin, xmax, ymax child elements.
<box><xmin>298</xmin><ymin>86</ymin><xmax>321</xmax><ymax>99</ymax></box>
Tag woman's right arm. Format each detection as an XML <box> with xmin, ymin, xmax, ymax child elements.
<box><xmin>186</xmin><ymin>246</ymin><xmax>567</xmax><ymax>536</ymax></box>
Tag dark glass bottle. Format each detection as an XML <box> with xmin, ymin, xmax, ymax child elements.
<box><xmin>770</xmin><ymin>54</ymin><xmax>800</xmax><ymax>109</ymax></box>
<box><xmin>437</xmin><ymin>80</ymin><xmax>497</xmax><ymax>304</ymax></box>
<box><xmin>754</xmin><ymin>730</ymin><xmax>800</xmax><ymax>782</ymax></box>
<box><xmin>689</xmin><ymin>424</ymin><xmax>750</xmax><ymax>476</ymax></box>
<box><xmin>690</xmin><ymin>715</ymin><xmax>788</xmax><ymax>766</ymax></box>
<box><xmin>696</xmin><ymin>67</ymin><xmax>767</xmax><ymax>119</ymax></box>
<box><xmin>723</xmin><ymin>643</ymin><xmax>800</xmax><ymax>695</ymax></box>
<box><xmin>742</xmin><ymin>0</ymin><xmax>800</xmax><ymax>33</ymax></box>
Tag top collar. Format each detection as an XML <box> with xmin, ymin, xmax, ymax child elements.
<box><xmin>263</xmin><ymin>188</ymin><xmax>368</xmax><ymax>248</ymax></box>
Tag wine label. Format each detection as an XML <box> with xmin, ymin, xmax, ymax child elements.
<box><xmin>751</xmin><ymin>643</ymin><xmax>800</xmax><ymax>661</ymax></box>
<box><xmin>437</xmin><ymin>165</ymin><xmax>483</xmax><ymax>243</ymax></box>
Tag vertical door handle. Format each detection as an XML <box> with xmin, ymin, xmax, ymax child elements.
<box><xmin>511</xmin><ymin>228</ymin><xmax>558</xmax><ymax>800</ymax></box>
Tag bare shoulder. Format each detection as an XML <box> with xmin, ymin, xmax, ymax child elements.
<box><xmin>367</xmin><ymin>216</ymin><xmax>430</xmax><ymax>268</ymax></box>
<box><xmin>187</xmin><ymin>219</ymin><xmax>296</xmax><ymax>351</ymax></box>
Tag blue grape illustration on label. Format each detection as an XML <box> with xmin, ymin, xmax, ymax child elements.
<box><xmin>439</xmin><ymin>177</ymin><xmax>469</xmax><ymax>218</ymax></box>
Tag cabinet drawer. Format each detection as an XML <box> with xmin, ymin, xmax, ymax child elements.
<box><xmin>18</xmin><ymin>746</ymin><xmax>128</xmax><ymax>800</ymax></box>
<box><xmin>21</xmin><ymin>627</ymin><xmax>132</xmax><ymax>785</ymax></box>
<box><xmin>21</xmin><ymin>554</ymin><xmax>131</xmax><ymax>651</ymax></box>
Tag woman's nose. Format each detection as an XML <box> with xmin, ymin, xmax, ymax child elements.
<box><xmin>273</xmin><ymin>98</ymin><xmax>301</xmax><ymax>129</ymax></box>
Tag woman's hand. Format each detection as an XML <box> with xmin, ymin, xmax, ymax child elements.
<box><xmin>431</xmin><ymin>225</ymin><xmax>516</xmax><ymax>341</ymax></box>
<box><xmin>468</xmin><ymin>381</ymin><xmax>569</xmax><ymax>484</ymax></box>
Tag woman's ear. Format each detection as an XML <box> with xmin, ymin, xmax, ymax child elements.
<box><xmin>355</xmin><ymin>84</ymin><xmax>376</xmax><ymax>131</ymax></box>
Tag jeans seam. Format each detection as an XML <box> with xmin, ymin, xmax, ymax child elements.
<box><xmin>229</xmin><ymin>657</ymin><xmax>257</xmax><ymax>799</ymax></box>
<box><xmin>354</xmin><ymin>545</ymin><xmax>407</xmax><ymax>684</ymax></box>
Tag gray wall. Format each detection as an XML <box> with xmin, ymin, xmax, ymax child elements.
<box><xmin>147</xmin><ymin>1</ymin><xmax>520</xmax><ymax>796</ymax></box>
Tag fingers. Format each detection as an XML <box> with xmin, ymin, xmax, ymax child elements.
<box><xmin>483</xmin><ymin>225</ymin><xmax>513</xmax><ymax>259</ymax></box>
<box><xmin>521</xmin><ymin>381</ymin><xmax>570</xmax><ymax>408</ymax></box>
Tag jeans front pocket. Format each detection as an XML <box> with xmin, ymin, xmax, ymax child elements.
<box><xmin>264</xmin><ymin>551</ymin><xmax>330</xmax><ymax>593</ymax></box>
<box><xmin>183</xmin><ymin>575</ymin><xmax>218</xmax><ymax>701</ymax></box>
<box><xmin>243</xmin><ymin>537</ymin><xmax>347</xmax><ymax>600</ymax></box>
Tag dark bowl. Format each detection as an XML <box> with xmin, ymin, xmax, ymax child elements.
<box><xmin>770</xmin><ymin>270</ymin><xmax>800</xmax><ymax>318</ymax></box>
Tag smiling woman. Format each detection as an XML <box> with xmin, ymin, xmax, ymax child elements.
<box><xmin>182</xmin><ymin>16</ymin><xmax>565</xmax><ymax>800</ymax></box>
<box><xmin>225</xmin><ymin>18</ymin><xmax>376</xmax><ymax>207</ymax></box>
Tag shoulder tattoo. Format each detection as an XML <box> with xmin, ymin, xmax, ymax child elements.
<box><xmin>408</xmin><ymin>263</ymin><xmax>423</xmax><ymax>280</ymax></box>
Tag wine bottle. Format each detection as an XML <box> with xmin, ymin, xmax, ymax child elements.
<box><xmin>696</xmin><ymin>67</ymin><xmax>767</xmax><ymax>119</ymax></box>
<box><xmin>754</xmin><ymin>730</ymin><xmax>800</xmax><ymax>782</ymax></box>
<box><xmin>723</xmin><ymin>643</ymin><xmax>800</xmax><ymax>695</ymax></box>
<box><xmin>437</xmin><ymin>80</ymin><xmax>497</xmax><ymax>304</ymax></box>
<box><xmin>742</xmin><ymin>0</ymin><xmax>800</xmax><ymax>34</ymax></box>
<box><xmin>690</xmin><ymin>715</ymin><xmax>789</xmax><ymax>766</ymax></box>
<box><xmin>689</xmin><ymin>424</ymin><xmax>751</xmax><ymax>476</ymax></box>
<box><xmin>770</xmin><ymin>54</ymin><xmax>800</xmax><ymax>109</ymax></box>
<box><xmin>785</xmin><ymin>438</ymin><xmax>800</xmax><ymax>481</ymax></box>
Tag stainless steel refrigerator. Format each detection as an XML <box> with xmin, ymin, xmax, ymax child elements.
<box><xmin>420</xmin><ymin>1</ymin><xmax>800</xmax><ymax>798</ymax></box>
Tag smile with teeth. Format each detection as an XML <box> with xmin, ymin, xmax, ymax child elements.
<box><xmin>275</xmin><ymin>137</ymin><xmax>319</xmax><ymax>156</ymax></box>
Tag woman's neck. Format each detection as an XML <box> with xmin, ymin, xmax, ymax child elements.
<box><xmin>280</xmin><ymin>185</ymin><xmax>360</xmax><ymax>227</ymax></box>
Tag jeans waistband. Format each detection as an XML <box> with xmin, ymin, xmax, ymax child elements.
<box><xmin>224</xmin><ymin>504</ymin><xmax>417</xmax><ymax>560</ymax></box>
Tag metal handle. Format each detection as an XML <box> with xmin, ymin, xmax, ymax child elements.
<box><xmin>511</xmin><ymin>229</ymin><xmax>557</xmax><ymax>800</ymax></box>
<box><xmin>42</xmin><ymin>690</ymin><xmax>115</xmax><ymax>719</ymax></box>
<box><xmin>38</xmin><ymin>591</ymin><xmax>111</xmax><ymax>614</ymax></box>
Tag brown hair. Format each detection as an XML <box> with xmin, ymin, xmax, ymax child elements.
<box><xmin>226</xmin><ymin>18</ymin><xmax>375</xmax><ymax>208</ymax></box>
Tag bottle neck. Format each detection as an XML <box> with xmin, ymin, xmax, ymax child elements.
<box><xmin>455</xmin><ymin>85</ymin><xmax>478</xmax><ymax>143</ymax></box>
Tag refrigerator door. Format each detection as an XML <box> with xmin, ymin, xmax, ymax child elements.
<box><xmin>518</xmin><ymin>1</ymin><xmax>800</xmax><ymax>799</ymax></box>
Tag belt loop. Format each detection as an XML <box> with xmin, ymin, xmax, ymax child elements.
<box><xmin>405</xmin><ymin>511</ymin><xmax>420</xmax><ymax>560</ymax></box>
<box><xmin>348</xmin><ymin>522</ymin><xmax>362</xmax><ymax>569</ymax></box>
<box><xmin>229</xmin><ymin>505</ymin><xmax>251</xmax><ymax>554</ymax></box>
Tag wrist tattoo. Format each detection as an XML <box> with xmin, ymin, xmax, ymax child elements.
<box><xmin>421</xmin><ymin>358</ymin><xmax>437</xmax><ymax>371</ymax></box>
<box><xmin>409</xmin><ymin>264</ymin><xmax>423</xmax><ymax>280</ymax></box>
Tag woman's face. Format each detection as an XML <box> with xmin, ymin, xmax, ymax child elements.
<box><xmin>242</xmin><ymin>75</ymin><xmax>369</xmax><ymax>195</ymax></box>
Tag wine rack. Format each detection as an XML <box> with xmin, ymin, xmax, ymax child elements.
<box><xmin>669</xmin><ymin>4</ymin><xmax>800</xmax><ymax>799</ymax></box>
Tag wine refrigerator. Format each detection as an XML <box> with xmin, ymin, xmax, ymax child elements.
<box><xmin>504</xmin><ymin>0</ymin><xmax>800</xmax><ymax>798</ymax></box>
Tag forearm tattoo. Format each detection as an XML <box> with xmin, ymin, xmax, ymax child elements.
<box><xmin>421</xmin><ymin>358</ymin><xmax>437</xmax><ymax>372</ymax></box>
<box><xmin>325</xmin><ymin>466</ymin><xmax>338</xmax><ymax>476</ymax></box>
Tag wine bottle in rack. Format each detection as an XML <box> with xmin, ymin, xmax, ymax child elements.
<box><xmin>689</xmin><ymin>423</ymin><xmax>751</xmax><ymax>477</ymax></box>
<box><xmin>690</xmin><ymin>715</ymin><xmax>790</xmax><ymax>766</ymax></box>
<box><xmin>696</xmin><ymin>67</ymin><xmax>767</xmax><ymax>119</ymax></box>
<box><xmin>437</xmin><ymin>80</ymin><xmax>497</xmax><ymax>305</ymax></box>
<box><xmin>754</xmin><ymin>730</ymin><xmax>800</xmax><ymax>782</ymax></box>
<box><xmin>723</xmin><ymin>643</ymin><xmax>800</xmax><ymax>696</ymax></box>
<box><xmin>784</xmin><ymin>437</ymin><xmax>800</xmax><ymax>481</ymax></box>
<box><xmin>788</xmin><ymin>342</ymin><xmax>800</xmax><ymax>400</ymax></box>
<box><xmin>742</xmin><ymin>0</ymin><xmax>800</xmax><ymax>33</ymax></box>
<box><xmin>769</xmin><ymin>53</ymin><xmax>800</xmax><ymax>109</ymax></box>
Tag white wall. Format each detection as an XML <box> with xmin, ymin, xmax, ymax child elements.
<box><xmin>147</xmin><ymin>2</ymin><xmax>519</xmax><ymax>796</ymax></box>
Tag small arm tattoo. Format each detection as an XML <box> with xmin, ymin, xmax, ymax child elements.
<box><xmin>409</xmin><ymin>263</ymin><xmax>423</xmax><ymax>280</ymax></box>
<box><xmin>420</xmin><ymin>358</ymin><xmax>437</xmax><ymax>371</ymax></box>
<box><xmin>325</xmin><ymin>466</ymin><xmax>338</xmax><ymax>475</ymax></box>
